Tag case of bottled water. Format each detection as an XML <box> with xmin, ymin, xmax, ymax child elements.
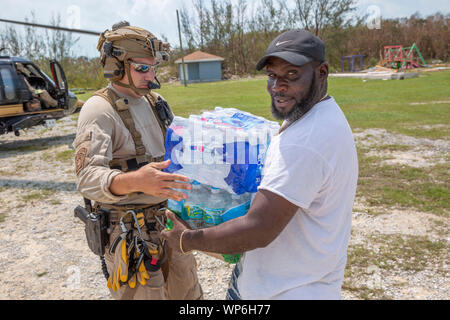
<box><xmin>164</xmin><ymin>107</ymin><xmax>279</xmax><ymax>195</ymax></box>
<box><xmin>164</xmin><ymin>108</ymin><xmax>278</xmax><ymax>262</ymax></box>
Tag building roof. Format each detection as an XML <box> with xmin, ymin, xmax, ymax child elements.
<box><xmin>175</xmin><ymin>51</ymin><xmax>224</xmax><ymax>64</ymax></box>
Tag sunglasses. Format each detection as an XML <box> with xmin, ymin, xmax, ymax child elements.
<box><xmin>128</xmin><ymin>60</ymin><xmax>160</xmax><ymax>73</ymax></box>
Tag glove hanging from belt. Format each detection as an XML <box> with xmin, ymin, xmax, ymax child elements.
<box><xmin>107</xmin><ymin>210</ymin><xmax>166</xmax><ymax>292</ymax></box>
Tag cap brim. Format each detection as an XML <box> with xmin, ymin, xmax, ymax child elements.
<box><xmin>256</xmin><ymin>51</ymin><xmax>313</xmax><ymax>70</ymax></box>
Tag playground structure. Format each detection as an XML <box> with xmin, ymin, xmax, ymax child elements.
<box><xmin>382</xmin><ymin>43</ymin><xmax>426</xmax><ymax>70</ymax></box>
<box><xmin>340</xmin><ymin>54</ymin><xmax>363</xmax><ymax>72</ymax></box>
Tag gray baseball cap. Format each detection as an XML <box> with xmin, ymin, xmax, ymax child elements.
<box><xmin>256</xmin><ymin>30</ymin><xmax>325</xmax><ymax>70</ymax></box>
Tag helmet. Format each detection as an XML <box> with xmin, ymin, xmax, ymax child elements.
<box><xmin>97</xmin><ymin>21</ymin><xmax>172</xmax><ymax>95</ymax></box>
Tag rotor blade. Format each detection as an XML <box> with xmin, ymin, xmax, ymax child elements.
<box><xmin>0</xmin><ymin>18</ymin><xmax>101</xmax><ymax>36</ymax></box>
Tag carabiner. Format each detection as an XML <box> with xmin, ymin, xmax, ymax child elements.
<box><xmin>127</xmin><ymin>210</ymin><xmax>144</xmax><ymax>239</ymax></box>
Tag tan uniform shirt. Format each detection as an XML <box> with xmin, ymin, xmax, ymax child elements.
<box><xmin>73</xmin><ymin>84</ymin><xmax>167</xmax><ymax>205</ymax></box>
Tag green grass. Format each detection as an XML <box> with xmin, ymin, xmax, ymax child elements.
<box><xmin>374</xmin><ymin>144</ymin><xmax>413</xmax><ymax>152</ymax></box>
<box><xmin>357</xmin><ymin>146</ymin><xmax>449</xmax><ymax>216</ymax></box>
<box><xmin>157</xmin><ymin>78</ymin><xmax>274</xmax><ymax>120</ymax></box>
<box><xmin>330</xmin><ymin>72</ymin><xmax>450</xmax><ymax>139</ymax></box>
<box><xmin>155</xmin><ymin>70</ymin><xmax>450</xmax><ymax>139</ymax></box>
<box><xmin>75</xmin><ymin>91</ymin><xmax>95</xmax><ymax>103</ymax></box>
<box><xmin>347</xmin><ymin>234</ymin><xmax>448</xmax><ymax>273</ymax></box>
<box><xmin>55</xmin><ymin>149</ymin><xmax>75</xmax><ymax>162</ymax></box>
<box><xmin>76</xmin><ymin>70</ymin><xmax>450</xmax><ymax>140</ymax></box>
<box><xmin>21</xmin><ymin>189</ymin><xmax>54</xmax><ymax>202</ymax></box>
<box><xmin>19</xmin><ymin>188</ymin><xmax>66</xmax><ymax>207</ymax></box>
<box><xmin>74</xmin><ymin>70</ymin><xmax>450</xmax><ymax>216</ymax></box>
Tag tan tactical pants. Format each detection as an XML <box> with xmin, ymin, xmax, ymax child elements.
<box><xmin>104</xmin><ymin>225</ymin><xmax>203</xmax><ymax>300</ymax></box>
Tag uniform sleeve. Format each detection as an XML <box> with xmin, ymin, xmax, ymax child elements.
<box><xmin>257</xmin><ymin>144</ymin><xmax>331</xmax><ymax>210</ymax></box>
<box><xmin>73</xmin><ymin>97</ymin><xmax>128</xmax><ymax>203</ymax></box>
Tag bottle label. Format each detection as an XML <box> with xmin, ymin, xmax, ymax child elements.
<box><xmin>186</xmin><ymin>205</ymin><xmax>203</xmax><ymax>220</ymax></box>
<box><xmin>168</xmin><ymin>199</ymin><xmax>183</xmax><ymax>217</ymax></box>
<box><xmin>203</xmin><ymin>207</ymin><xmax>224</xmax><ymax>225</ymax></box>
<box><xmin>221</xmin><ymin>200</ymin><xmax>250</xmax><ymax>222</ymax></box>
<box><xmin>168</xmin><ymin>199</ymin><xmax>189</xmax><ymax>220</ymax></box>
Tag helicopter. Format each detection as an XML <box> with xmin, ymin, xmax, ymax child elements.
<box><xmin>0</xmin><ymin>55</ymin><xmax>78</xmax><ymax>136</ymax></box>
<box><xmin>0</xmin><ymin>18</ymin><xmax>100</xmax><ymax>136</ymax></box>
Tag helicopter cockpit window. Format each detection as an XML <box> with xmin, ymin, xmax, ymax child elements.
<box><xmin>23</xmin><ymin>64</ymin><xmax>41</xmax><ymax>77</ymax></box>
<box><xmin>23</xmin><ymin>63</ymin><xmax>56</xmax><ymax>87</ymax></box>
<box><xmin>0</xmin><ymin>67</ymin><xmax>17</xmax><ymax>100</ymax></box>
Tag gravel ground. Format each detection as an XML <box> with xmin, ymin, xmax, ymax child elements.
<box><xmin>0</xmin><ymin>118</ymin><xmax>448</xmax><ymax>300</ymax></box>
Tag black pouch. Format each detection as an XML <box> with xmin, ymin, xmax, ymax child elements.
<box><xmin>74</xmin><ymin>205</ymin><xmax>109</xmax><ymax>256</ymax></box>
<box><xmin>154</xmin><ymin>97</ymin><xmax>174</xmax><ymax>126</ymax></box>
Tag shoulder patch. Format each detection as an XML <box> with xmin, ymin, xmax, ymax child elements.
<box><xmin>75</xmin><ymin>147</ymin><xmax>88</xmax><ymax>175</ymax></box>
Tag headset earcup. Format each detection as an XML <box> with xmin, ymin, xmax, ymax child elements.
<box><xmin>103</xmin><ymin>57</ymin><xmax>125</xmax><ymax>81</ymax></box>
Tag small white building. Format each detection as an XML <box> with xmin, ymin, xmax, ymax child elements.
<box><xmin>175</xmin><ymin>51</ymin><xmax>224</xmax><ymax>84</ymax></box>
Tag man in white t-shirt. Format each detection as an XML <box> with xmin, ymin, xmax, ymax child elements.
<box><xmin>162</xmin><ymin>30</ymin><xmax>358</xmax><ymax>300</ymax></box>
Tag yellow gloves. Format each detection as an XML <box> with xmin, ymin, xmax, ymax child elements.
<box><xmin>107</xmin><ymin>235</ymin><xmax>154</xmax><ymax>291</ymax></box>
<box><xmin>107</xmin><ymin>236</ymin><xmax>129</xmax><ymax>292</ymax></box>
<box><xmin>107</xmin><ymin>212</ymin><xmax>164</xmax><ymax>292</ymax></box>
<box><xmin>127</xmin><ymin>248</ymin><xmax>150</xmax><ymax>288</ymax></box>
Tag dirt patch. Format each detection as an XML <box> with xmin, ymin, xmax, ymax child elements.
<box><xmin>354</xmin><ymin>128</ymin><xmax>449</xmax><ymax>168</ymax></box>
<box><xmin>409</xmin><ymin>100</ymin><xmax>450</xmax><ymax>105</ymax></box>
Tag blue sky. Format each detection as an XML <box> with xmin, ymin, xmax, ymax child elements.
<box><xmin>1</xmin><ymin>0</ymin><xmax>448</xmax><ymax>58</ymax></box>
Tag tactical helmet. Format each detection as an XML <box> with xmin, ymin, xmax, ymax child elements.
<box><xmin>97</xmin><ymin>21</ymin><xmax>172</xmax><ymax>95</ymax></box>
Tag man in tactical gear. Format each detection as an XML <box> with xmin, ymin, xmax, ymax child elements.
<box><xmin>73</xmin><ymin>21</ymin><xmax>203</xmax><ymax>300</ymax></box>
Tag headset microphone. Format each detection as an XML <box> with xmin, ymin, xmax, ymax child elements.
<box><xmin>148</xmin><ymin>77</ymin><xmax>161</xmax><ymax>90</ymax></box>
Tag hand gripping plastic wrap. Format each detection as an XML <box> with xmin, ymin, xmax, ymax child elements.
<box><xmin>163</xmin><ymin>107</ymin><xmax>279</xmax><ymax>263</ymax></box>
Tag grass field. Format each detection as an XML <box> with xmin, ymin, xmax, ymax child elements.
<box><xmin>77</xmin><ymin>70</ymin><xmax>450</xmax><ymax>139</ymax></box>
<box><xmin>76</xmin><ymin>70</ymin><xmax>450</xmax><ymax>219</ymax></box>
<box><xmin>160</xmin><ymin>70</ymin><xmax>450</xmax><ymax>139</ymax></box>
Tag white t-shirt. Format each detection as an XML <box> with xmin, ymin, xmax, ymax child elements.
<box><xmin>237</xmin><ymin>96</ymin><xmax>358</xmax><ymax>300</ymax></box>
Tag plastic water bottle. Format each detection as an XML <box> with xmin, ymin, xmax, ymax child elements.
<box><xmin>220</xmin><ymin>193</ymin><xmax>251</xmax><ymax>264</ymax></box>
<box><xmin>221</xmin><ymin>193</ymin><xmax>251</xmax><ymax>222</ymax></box>
<box><xmin>167</xmin><ymin>198</ymin><xmax>186</xmax><ymax>231</ymax></box>
<box><xmin>203</xmin><ymin>187</ymin><xmax>229</xmax><ymax>227</ymax></box>
<box><xmin>168</xmin><ymin>198</ymin><xmax>184</xmax><ymax>218</ymax></box>
<box><xmin>184</xmin><ymin>180</ymin><xmax>205</xmax><ymax>229</ymax></box>
<box><xmin>230</xmin><ymin>194</ymin><xmax>242</xmax><ymax>207</ymax></box>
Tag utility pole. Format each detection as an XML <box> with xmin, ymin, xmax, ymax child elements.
<box><xmin>176</xmin><ymin>9</ymin><xmax>187</xmax><ymax>87</ymax></box>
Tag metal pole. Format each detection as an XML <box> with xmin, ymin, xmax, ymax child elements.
<box><xmin>176</xmin><ymin>10</ymin><xmax>187</xmax><ymax>87</ymax></box>
<box><xmin>0</xmin><ymin>18</ymin><xmax>100</xmax><ymax>36</ymax></box>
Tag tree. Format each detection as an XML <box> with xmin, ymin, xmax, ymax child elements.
<box><xmin>44</xmin><ymin>13</ymin><xmax>79</xmax><ymax>64</ymax></box>
<box><xmin>294</xmin><ymin>0</ymin><xmax>358</xmax><ymax>36</ymax></box>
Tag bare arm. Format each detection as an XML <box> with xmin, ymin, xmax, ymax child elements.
<box><xmin>110</xmin><ymin>159</ymin><xmax>192</xmax><ymax>202</ymax></box>
<box><xmin>161</xmin><ymin>189</ymin><xmax>299</xmax><ymax>254</ymax></box>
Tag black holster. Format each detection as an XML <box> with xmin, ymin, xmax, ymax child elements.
<box><xmin>155</xmin><ymin>96</ymin><xmax>174</xmax><ymax>126</ymax></box>
<box><xmin>74</xmin><ymin>199</ymin><xmax>109</xmax><ymax>256</ymax></box>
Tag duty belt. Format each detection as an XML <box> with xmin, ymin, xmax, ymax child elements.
<box><xmin>104</xmin><ymin>202</ymin><xmax>167</xmax><ymax>224</ymax></box>
<box><xmin>109</xmin><ymin>155</ymin><xmax>165</xmax><ymax>172</ymax></box>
